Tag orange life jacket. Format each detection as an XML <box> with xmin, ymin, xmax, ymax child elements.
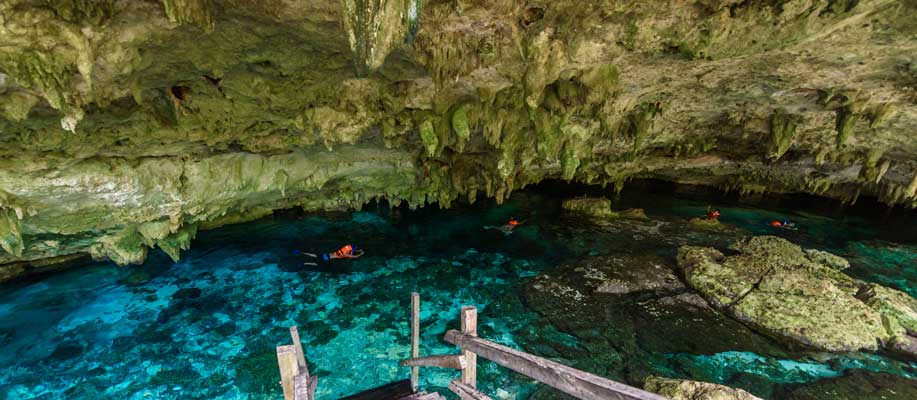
<box><xmin>334</xmin><ymin>244</ymin><xmax>353</xmax><ymax>258</ymax></box>
<box><xmin>770</xmin><ymin>221</ymin><xmax>783</xmax><ymax>227</ymax></box>
<box><xmin>508</xmin><ymin>220</ymin><xmax>520</xmax><ymax>226</ymax></box>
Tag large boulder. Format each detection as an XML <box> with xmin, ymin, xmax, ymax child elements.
<box><xmin>676</xmin><ymin>236</ymin><xmax>917</xmax><ymax>354</ymax></box>
<box><xmin>561</xmin><ymin>197</ymin><xmax>618</xmax><ymax>219</ymax></box>
<box><xmin>644</xmin><ymin>376</ymin><xmax>763</xmax><ymax>400</ymax></box>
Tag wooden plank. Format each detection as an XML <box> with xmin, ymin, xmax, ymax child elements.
<box><xmin>293</xmin><ymin>373</ymin><xmax>316</xmax><ymax>400</ymax></box>
<box><xmin>460</xmin><ymin>306</ymin><xmax>477</xmax><ymax>388</ymax></box>
<box><xmin>449</xmin><ymin>380</ymin><xmax>494</xmax><ymax>400</ymax></box>
<box><xmin>276</xmin><ymin>345</ymin><xmax>300</xmax><ymax>400</ymax></box>
<box><xmin>411</xmin><ymin>292</ymin><xmax>420</xmax><ymax>391</ymax></box>
<box><xmin>444</xmin><ymin>330</ymin><xmax>668</xmax><ymax>400</ymax></box>
<box><xmin>340</xmin><ymin>379</ymin><xmax>415</xmax><ymax>400</ymax></box>
<box><xmin>289</xmin><ymin>326</ymin><xmax>309</xmax><ymax>374</ymax></box>
<box><xmin>399</xmin><ymin>354</ymin><xmax>467</xmax><ymax>370</ymax></box>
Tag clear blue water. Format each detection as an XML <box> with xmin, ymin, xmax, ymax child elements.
<box><xmin>1</xmin><ymin>183</ymin><xmax>916</xmax><ymax>399</ymax></box>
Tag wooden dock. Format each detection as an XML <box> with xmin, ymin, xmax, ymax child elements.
<box><xmin>276</xmin><ymin>293</ymin><xmax>667</xmax><ymax>400</ymax></box>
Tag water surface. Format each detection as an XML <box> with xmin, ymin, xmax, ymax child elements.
<box><xmin>1</xmin><ymin>183</ymin><xmax>915</xmax><ymax>399</ymax></box>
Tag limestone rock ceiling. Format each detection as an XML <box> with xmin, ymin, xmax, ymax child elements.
<box><xmin>0</xmin><ymin>0</ymin><xmax>915</xmax><ymax>270</ymax></box>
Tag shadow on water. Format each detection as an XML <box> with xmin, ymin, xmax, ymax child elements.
<box><xmin>0</xmin><ymin>180</ymin><xmax>915</xmax><ymax>399</ymax></box>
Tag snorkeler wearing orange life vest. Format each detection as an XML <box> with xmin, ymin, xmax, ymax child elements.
<box><xmin>769</xmin><ymin>220</ymin><xmax>796</xmax><ymax>229</ymax></box>
<box><xmin>302</xmin><ymin>244</ymin><xmax>364</xmax><ymax>266</ymax></box>
<box><xmin>706</xmin><ymin>208</ymin><xmax>721</xmax><ymax>220</ymax></box>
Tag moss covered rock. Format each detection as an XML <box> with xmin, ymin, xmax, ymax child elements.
<box><xmin>561</xmin><ymin>197</ymin><xmax>618</xmax><ymax>219</ymax></box>
<box><xmin>644</xmin><ymin>376</ymin><xmax>763</xmax><ymax>400</ymax></box>
<box><xmin>677</xmin><ymin>236</ymin><xmax>917</xmax><ymax>353</ymax></box>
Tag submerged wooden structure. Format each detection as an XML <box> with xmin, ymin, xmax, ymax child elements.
<box><xmin>276</xmin><ymin>293</ymin><xmax>667</xmax><ymax>400</ymax></box>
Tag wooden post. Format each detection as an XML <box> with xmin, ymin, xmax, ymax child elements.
<box><xmin>460</xmin><ymin>306</ymin><xmax>477</xmax><ymax>388</ymax></box>
<box><xmin>289</xmin><ymin>326</ymin><xmax>308</xmax><ymax>374</ymax></box>
<box><xmin>411</xmin><ymin>292</ymin><xmax>420</xmax><ymax>391</ymax></box>
<box><xmin>276</xmin><ymin>345</ymin><xmax>300</xmax><ymax>400</ymax></box>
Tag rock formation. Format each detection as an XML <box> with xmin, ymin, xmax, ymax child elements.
<box><xmin>1</xmin><ymin>1</ymin><xmax>916</xmax><ymax>273</ymax></box>
<box><xmin>644</xmin><ymin>376</ymin><xmax>763</xmax><ymax>400</ymax></box>
<box><xmin>677</xmin><ymin>236</ymin><xmax>917</xmax><ymax>355</ymax></box>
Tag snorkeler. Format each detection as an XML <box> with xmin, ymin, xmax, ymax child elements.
<box><xmin>484</xmin><ymin>217</ymin><xmax>524</xmax><ymax>235</ymax></box>
<box><xmin>506</xmin><ymin>217</ymin><xmax>522</xmax><ymax>230</ymax></box>
<box><xmin>302</xmin><ymin>244</ymin><xmax>364</xmax><ymax>266</ymax></box>
<box><xmin>705</xmin><ymin>207</ymin><xmax>721</xmax><ymax>220</ymax></box>
<box><xmin>769</xmin><ymin>220</ymin><xmax>796</xmax><ymax>230</ymax></box>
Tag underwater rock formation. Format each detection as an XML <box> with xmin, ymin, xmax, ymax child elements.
<box><xmin>525</xmin><ymin>255</ymin><xmax>791</xmax><ymax>388</ymax></box>
<box><xmin>644</xmin><ymin>376</ymin><xmax>763</xmax><ymax>400</ymax></box>
<box><xmin>677</xmin><ymin>236</ymin><xmax>917</xmax><ymax>355</ymax></box>
<box><xmin>779</xmin><ymin>370</ymin><xmax>917</xmax><ymax>400</ymax></box>
<box><xmin>1</xmin><ymin>0</ymin><xmax>917</xmax><ymax>271</ymax></box>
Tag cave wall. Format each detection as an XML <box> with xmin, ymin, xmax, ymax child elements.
<box><xmin>0</xmin><ymin>0</ymin><xmax>915</xmax><ymax>274</ymax></box>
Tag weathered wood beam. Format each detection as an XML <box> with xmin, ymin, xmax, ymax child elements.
<box><xmin>294</xmin><ymin>374</ymin><xmax>318</xmax><ymax>400</ymax></box>
<box><xmin>460</xmin><ymin>306</ymin><xmax>477</xmax><ymax>388</ymax></box>
<box><xmin>444</xmin><ymin>330</ymin><xmax>668</xmax><ymax>400</ymax></box>
<box><xmin>411</xmin><ymin>292</ymin><xmax>420</xmax><ymax>390</ymax></box>
<box><xmin>449</xmin><ymin>380</ymin><xmax>494</xmax><ymax>400</ymax></box>
<box><xmin>289</xmin><ymin>326</ymin><xmax>309</xmax><ymax>374</ymax></box>
<box><xmin>399</xmin><ymin>354</ymin><xmax>467</xmax><ymax>370</ymax></box>
<box><xmin>276</xmin><ymin>345</ymin><xmax>300</xmax><ymax>400</ymax></box>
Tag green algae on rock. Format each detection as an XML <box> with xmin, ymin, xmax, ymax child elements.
<box><xmin>644</xmin><ymin>376</ymin><xmax>763</xmax><ymax>400</ymax></box>
<box><xmin>676</xmin><ymin>236</ymin><xmax>917</xmax><ymax>355</ymax></box>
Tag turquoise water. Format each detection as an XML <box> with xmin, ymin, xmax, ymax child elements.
<box><xmin>1</xmin><ymin>183</ymin><xmax>916</xmax><ymax>399</ymax></box>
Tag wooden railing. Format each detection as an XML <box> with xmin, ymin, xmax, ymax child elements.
<box><xmin>400</xmin><ymin>293</ymin><xmax>668</xmax><ymax>400</ymax></box>
<box><xmin>275</xmin><ymin>293</ymin><xmax>668</xmax><ymax>400</ymax></box>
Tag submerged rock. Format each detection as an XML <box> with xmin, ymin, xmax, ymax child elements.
<box><xmin>532</xmin><ymin>254</ymin><xmax>683</xmax><ymax>297</ymax></box>
<box><xmin>644</xmin><ymin>376</ymin><xmax>763</xmax><ymax>400</ymax></box>
<box><xmin>524</xmin><ymin>252</ymin><xmax>790</xmax><ymax>385</ymax></box>
<box><xmin>677</xmin><ymin>236</ymin><xmax>917</xmax><ymax>354</ymax></box>
<box><xmin>780</xmin><ymin>370</ymin><xmax>917</xmax><ymax>400</ymax></box>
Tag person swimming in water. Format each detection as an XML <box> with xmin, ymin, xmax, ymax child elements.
<box><xmin>484</xmin><ymin>217</ymin><xmax>524</xmax><ymax>235</ymax></box>
<box><xmin>302</xmin><ymin>244</ymin><xmax>364</xmax><ymax>266</ymax></box>
<box><xmin>705</xmin><ymin>207</ymin><xmax>721</xmax><ymax>220</ymax></box>
<box><xmin>769</xmin><ymin>220</ymin><xmax>796</xmax><ymax>230</ymax></box>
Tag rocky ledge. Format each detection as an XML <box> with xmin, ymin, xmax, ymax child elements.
<box><xmin>1</xmin><ymin>1</ymin><xmax>917</xmax><ymax>274</ymax></box>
